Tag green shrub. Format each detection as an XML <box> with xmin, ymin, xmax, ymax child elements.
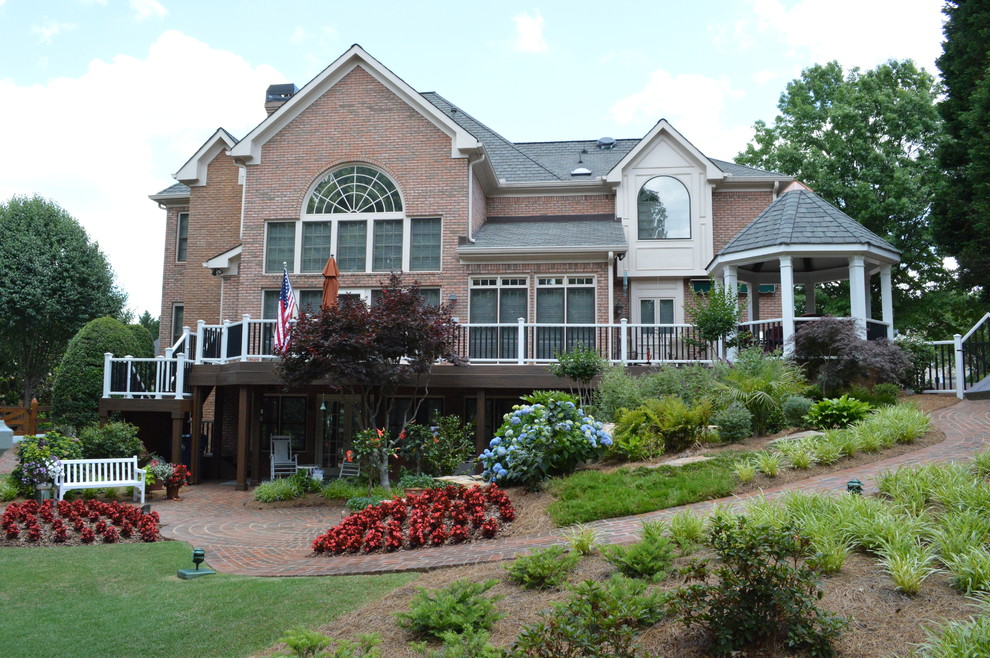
<box><xmin>253</xmin><ymin>478</ymin><xmax>305</xmax><ymax>503</ymax></box>
<box><xmin>846</xmin><ymin>383</ymin><xmax>900</xmax><ymax>407</ymax></box>
<box><xmin>78</xmin><ymin>421</ymin><xmax>144</xmax><ymax>459</ymax></box>
<box><xmin>601</xmin><ymin>521</ymin><xmax>674</xmax><ymax>582</ymax></box>
<box><xmin>479</xmin><ymin>394</ymin><xmax>611</xmax><ymax>488</ymax></box>
<box><xmin>397</xmin><ymin>473</ymin><xmax>436</xmax><ymax>489</ymax></box>
<box><xmin>711</xmin><ymin>402</ymin><xmax>752</xmax><ymax>442</ymax></box>
<box><xmin>0</xmin><ymin>474</ymin><xmax>19</xmax><ymax>501</ymax></box>
<box><xmin>510</xmin><ymin>577</ymin><xmax>667</xmax><ymax>657</ymax></box>
<box><xmin>396</xmin><ymin>579</ymin><xmax>505</xmax><ymax>641</ymax></box>
<box><xmin>714</xmin><ymin>347</ymin><xmax>806</xmax><ymax>435</ymax></box>
<box><xmin>549</xmin><ymin>344</ymin><xmax>608</xmax><ymax>408</ymax></box>
<box><xmin>896</xmin><ymin>334</ymin><xmax>938</xmax><ymax>393</ymax></box>
<box><xmin>280</xmin><ymin>627</ymin><xmax>381</xmax><ymax>658</ymax></box>
<box><xmin>411</xmin><ymin>629</ymin><xmax>500</xmax><ymax>658</ymax></box>
<box><xmin>670</xmin><ymin>510</ymin><xmax>705</xmax><ymax>548</ymax></box>
<box><xmin>806</xmin><ymin>395</ymin><xmax>873</xmax><ymax>429</ymax></box>
<box><xmin>506</xmin><ymin>546</ymin><xmax>581</xmax><ymax>590</ymax></box>
<box><xmin>672</xmin><ymin>516</ymin><xmax>848</xmax><ymax>656</ymax></box>
<box><xmin>322</xmin><ymin>480</ymin><xmax>392</xmax><ymax>502</ymax></box>
<box><xmin>12</xmin><ymin>431</ymin><xmax>84</xmax><ymax>495</ymax></box>
<box><xmin>592</xmin><ymin>366</ymin><xmax>652</xmax><ymax>422</ymax></box>
<box><xmin>611</xmin><ymin>396</ymin><xmax>712</xmax><ymax>460</ymax></box>
<box><xmin>345</xmin><ymin>496</ymin><xmax>385</xmax><ymax>511</ymax></box>
<box><xmin>51</xmin><ymin>316</ymin><xmax>154</xmax><ymax>428</ymax></box>
<box><xmin>782</xmin><ymin>395</ymin><xmax>814</xmax><ymax>428</ymax></box>
<box><xmin>287</xmin><ymin>470</ymin><xmax>322</xmax><ymax>494</ymax></box>
<box><xmin>428</xmin><ymin>415</ymin><xmax>476</xmax><ymax>477</ymax></box>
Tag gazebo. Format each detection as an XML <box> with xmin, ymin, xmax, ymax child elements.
<box><xmin>707</xmin><ymin>183</ymin><xmax>901</xmax><ymax>355</ymax></box>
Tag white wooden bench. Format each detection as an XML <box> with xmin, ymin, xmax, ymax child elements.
<box><xmin>55</xmin><ymin>456</ymin><xmax>146</xmax><ymax>505</ymax></box>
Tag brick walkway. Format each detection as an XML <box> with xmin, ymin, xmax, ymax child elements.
<box><xmin>146</xmin><ymin>399</ymin><xmax>989</xmax><ymax>576</ymax></box>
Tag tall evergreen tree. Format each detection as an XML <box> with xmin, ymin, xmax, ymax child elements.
<box><xmin>933</xmin><ymin>0</ymin><xmax>990</xmax><ymax>300</ymax></box>
<box><xmin>0</xmin><ymin>196</ymin><xmax>126</xmax><ymax>403</ymax></box>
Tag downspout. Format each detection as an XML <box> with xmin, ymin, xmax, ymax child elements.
<box><xmin>236</xmin><ymin>163</ymin><xmax>247</xmax><ymax>240</ymax></box>
<box><xmin>608</xmin><ymin>251</ymin><xmax>615</xmax><ymax>324</ymax></box>
<box><xmin>772</xmin><ymin>179</ymin><xmax>781</xmax><ymax>200</ymax></box>
<box><xmin>467</xmin><ymin>151</ymin><xmax>487</xmax><ymax>243</ymax></box>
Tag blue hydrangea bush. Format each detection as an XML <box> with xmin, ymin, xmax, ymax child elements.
<box><xmin>479</xmin><ymin>393</ymin><xmax>612</xmax><ymax>489</ymax></box>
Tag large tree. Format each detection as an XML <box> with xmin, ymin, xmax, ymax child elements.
<box><xmin>932</xmin><ymin>0</ymin><xmax>990</xmax><ymax>301</ymax></box>
<box><xmin>736</xmin><ymin>60</ymin><xmax>976</xmax><ymax>337</ymax></box>
<box><xmin>0</xmin><ymin>196</ymin><xmax>126</xmax><ymax>404</ymax></box>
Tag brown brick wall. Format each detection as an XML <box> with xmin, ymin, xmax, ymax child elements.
<box><xmin>233</xmin><ymin>66</ymin><xmax>473</xmax><ymax>317</ymax></box>
<box><xmin>711</xmin><ymin>190</ymin><xmax>773</xmax><ymax>253</ymax></box>
<box><xmin>159</xmin><ymin>204</ymin><xmax>189</xmax><ymax>349</ymax></box>
<box><xmin>486</xmin><ymin>194</ymin><xmax>614</xmax><ymax>217</ymax></box>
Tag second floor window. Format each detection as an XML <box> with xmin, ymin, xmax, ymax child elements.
<box><xmin>637</xmin><ymin>176</ymin><xmax>690</xmax><ymax>240</ymax></box>
<box><xmin>176</xmin><ymin>212</ymin><xmax>189</xmax><ymax>262</ymax></box>
<box><xmin>264</xmin><ymin>165</ymin><xmax>441</xmax><ymax>274</ymax></box>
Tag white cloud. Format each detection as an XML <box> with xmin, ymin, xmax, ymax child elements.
<box><xmin>0</xmin><ymin>30</ymin><xmax>283</xmax><ymax>316</ymax></box>
<box><xmin>751</xmin><ymin>69</ymin><xmax>777</xmax><ymax>85</ymax></box>
<box><xmin>511</xmin><ymin>11</ymin><xmax>548</xmax><ymax>54</ymax></box>
<box><xmin>129</xmin><ymin>0</ymin><xmax>168</xmax><ymax>21</ymax></box>
<box><xmin>31</xmin><ymin>19</ymin><xmax>77</xmax><ymax>45</ymax></box>
<box><xmin>289</xmin><ymin>26</ymin><xmax>306</xmax><ymax>44</ymax></box>
<box><xmin>610</xmin><ymin>69</ymin><xmax>751</xmax><ymax>160</ymax></box>
<box><xmin>746</xmin><ymin>0</ymin><xmax>944</xmax><ymax>74</ymax></box>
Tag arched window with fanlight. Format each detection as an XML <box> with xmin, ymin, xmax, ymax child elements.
<box><xmin>637</xmin><ymin>176</ymin><xmax>690</xmax><ymax>240</ymax></box>
<box><xmin>264</xmin><ymin>165</ymin><xmax>441</xmax><ymax>274</ymax></box>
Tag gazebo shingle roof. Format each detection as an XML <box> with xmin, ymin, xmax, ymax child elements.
<box><xmin>719</xmin><ymin>188</ymin><xmax>900</xmax><ymax>256</ymax></box>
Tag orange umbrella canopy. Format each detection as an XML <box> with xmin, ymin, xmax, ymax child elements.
<box><xmin>321</xmin><ymin>256</ymin><xmax>340</xmax><ymax>308</ymax></box>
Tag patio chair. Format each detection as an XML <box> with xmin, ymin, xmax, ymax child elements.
<box><xmin>270</xmin><ymin>435</ymin><xmax>297</xmax><ymax>480</ymax></box>
<box><xmin>338</xmin><ymin>460</ymin><xmax>361</xmax><ymax>479</ymax></box>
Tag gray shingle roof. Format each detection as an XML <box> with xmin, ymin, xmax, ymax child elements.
<box><xmin>421</xmin><ymin>92</ymin><xmax>783</xmax><ymax>183</ymax></box>
<box><xmin>719</xmin><ymin>189</ymin><xmax>900</xmax><ymax>256</ymax></box>
<box><xmin>459</xmin><ymin>216</ymin><xmax>627</xmax><ymax>251</ymax></box>
<box><xmin>154</xmin><ymin>182</ymin><xmax>190</xmax><ymax>197</ymax></box>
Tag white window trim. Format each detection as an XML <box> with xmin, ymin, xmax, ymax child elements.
<box><xmin>265</xmin><ymin>215</ymin><xmax>442</xmax><ymax>275</ymax></box>
<box><xmin>469</xmin><ymin>276</ymin><xmax>530</xmax><ymax>324</ymax></box>
<box><xmin>635</xmin><ymin>174</ymin><xmax>692</xmax><ymax>242</ymax></box>
<box><xmin>535</xmin><ymin>275</ymin><xmax>597</xmax><ymax>324</ymax></box>
<box><xmin>176</xmin><ymin>212</ymin><xmax>189</xmax><ymax>263</ymax></box>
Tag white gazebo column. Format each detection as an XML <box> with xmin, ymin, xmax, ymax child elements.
<box><xmin>746</xmin><ymin>281</ymin><xmax>755</xmax><ymax>323</ymax></box>
<box><xmin>848</xmin><ymin>255</ymin><xmax>868</xmax><ymax>339</ymax></box>
<box><xmin>805</xmin><ymin>283</ymin><xmax>816</xmax><ymax>315</ymax></box>
<box><xmin>723</xmin><ymin>265</ymin><xmax>739</xmax><ymax>360</ymax></box>
<box><xmin>880</xmin><ymin>264</ymin><xmax>894</xmax><ymax>339</ymax></box>
<box><xmin>780</xmin><ymin>256</ymin><xmax>795</xmax><ymax>356</ymax></box>
<box><xmin>864</xmin><ymin>269</ymin><xmax>873</xmax><ymax>318</ymax></box>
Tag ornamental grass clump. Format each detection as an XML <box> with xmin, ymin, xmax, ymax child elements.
<box><xmin>754</xmin><ymin>450</ymin><xmax>784</xmax><ymax>477</ymax></box>
<box><xmin>879</xmin><ymin>543</ymin><xmax>940</xmax><ymax>595</ymax></box>
<box><xmin>478</xmin><ymin>392</ymin><xmax>611</xmax><ymax>489</ymax></box>
<box><xmin>917</xmin><ymin>602</ymin><xmax>990</xmax><ymax>658</ymax></box>
<box><xmin>253</xmin><ymin>478</ymin><xmax>304</xmax><ymax>503</ymax></box>
<box><xmin>733</xmin><ymin>459</ymin><xmax>756</xmax><ymax>483</ymax></box>
<box><xmin>943</xmin><ymin>547</ymin><xmax>990</xmax><ymax>594</ymax></box>
<box><xmin>564</xmin><ymin>524</ymin><xmax>600</xmax><ymax>555</ymax></box>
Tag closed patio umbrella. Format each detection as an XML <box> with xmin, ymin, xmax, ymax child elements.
<box><xmin>321</xmin><ymin>256</ymin><xmax>340</xmax><ymax>308</ymax></box>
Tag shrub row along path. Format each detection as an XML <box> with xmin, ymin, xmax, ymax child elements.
<box><xmin>150</xmin><ymin>399</ymin><xmax>990</xmax><ymax>577</ymax></box>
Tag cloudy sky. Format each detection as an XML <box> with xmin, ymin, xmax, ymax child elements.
<box><xmin>0</xmin><ymin>0</ymin><xmax>945</xmax><ymax>318</ymax></box>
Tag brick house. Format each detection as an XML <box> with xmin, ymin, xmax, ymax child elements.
<box><xmin>103</xmin><ymin>45</ymin><xmax>899</xmax><ymax>488</ymax></box>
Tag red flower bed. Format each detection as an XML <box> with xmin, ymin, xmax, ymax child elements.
<box><xmin>312</xmin><ymin>484</ymin><xmax>516</xmax><ymax>555</ymax></box>
<box><xmin>1</xmin><ymin>499</ymin><xmax>161</xmax><ymax>547</ymax></box>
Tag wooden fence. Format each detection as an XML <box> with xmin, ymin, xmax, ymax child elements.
<box><xmin>0</xmin><ymin>399</ymin><xmax>50</xmax><ymax>436</ymax></box>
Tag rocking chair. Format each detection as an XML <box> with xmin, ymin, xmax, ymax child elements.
<box><xmin>270</xmin><ymin>436</ymin><xmax>298</xmax><ymax>480</ymax></box>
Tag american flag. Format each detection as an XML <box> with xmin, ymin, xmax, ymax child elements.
<box><xmin>274</xmin><ymin>267</ymin><xmax>297</xmax><ymax>352</ymax></box>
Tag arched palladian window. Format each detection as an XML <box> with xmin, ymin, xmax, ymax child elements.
<box><xmin>307</xmin><ymin>165</ymin><xmax>403</xmax><ymax>214</ymax></box>
<box><xmin>637</xmin><ymin>176</ymin><xmax>690</xmax><ymax>240</ymax></box>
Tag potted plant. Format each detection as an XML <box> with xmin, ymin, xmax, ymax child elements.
<box><xmin>22</xmin><ymin>456</ymin><xmax>62</xmax><ymax>502</ymax></box>
<box><xmin>144</xmin><ymin>454</ymin><xmax>166</xmax><ymax>491</ymax></box>
<box><xmin>162</xmin><ymin>464</ymin><xmax>190</xmax><ymax>500</ymax></box>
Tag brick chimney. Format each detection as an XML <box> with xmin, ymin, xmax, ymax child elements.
<box><xmin>264</xmin><ymin>83</ymin><xmax>298</xmax><ymax>116</ymax></box>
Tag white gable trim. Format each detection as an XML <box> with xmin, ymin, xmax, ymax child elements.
<box><xmin>604</xmin><ymin>119</ymin><xmax>724</xmax><ymax>183</ymax></box>
<box><xmin>174</xmin><ymin>128</ymin><xmax>238</xmax><ymax>187</ymax></box>
<box><xmin>228</xmin><ymin>45</ymin><xmax>480</xmax><ymax>165</ymax></box>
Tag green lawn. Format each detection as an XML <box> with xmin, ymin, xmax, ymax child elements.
<box><xmin>0</xmin><ymin>542</ymin><xmax>415</xmax><ymax>657</ymax></box>
<box><xmin>547</xmin><ymin>454</ymin><xmax>744</xmax><ymax>526</ymax></box>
